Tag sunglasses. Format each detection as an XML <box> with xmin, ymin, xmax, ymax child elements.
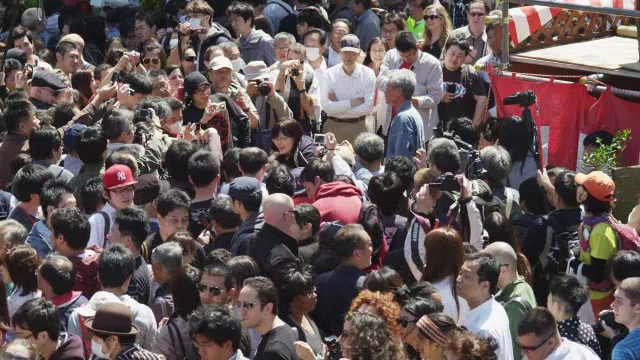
<box><xmin>196</xmin><ymin>283</ymin><xmax>224</xmax><ymax>296</ymax></box>
<box><xmin>517</xmin><ymin>332</ymin><xmax>554</xmax><ymax>353</ymax></box>
<box><xmin>143</xmin><ymin>57</ymin><xmax>160</xmax><ymax>65</ymax></box>
<box><xmin>184</xmin><ymin>56</ymin><xmax>197</xmax><ymax>62</ymax></box>
<box><xmin>396</xmin><ymin>317</ymin><xmax>417</xmax><ymax>328</ymax></box>
<box><xmin>237</xmin><ymin>301</ymin><xmax>260</xmax><ymax>310</ymax></box>
<box><xmin>469</xmin><ymin>12</ymin><xmax>486</xmax><ymax>17</ymax></box>
<box><xmin>424</xmin><ymin>15</ymin><xmax>441</xmax><ymax>20</ymax></box>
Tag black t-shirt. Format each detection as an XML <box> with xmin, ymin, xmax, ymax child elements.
<box><xmin>189</xmin><ymin>198</ymin><xmax>213</xmax><ymax>238</ymax></box>
<box><xmin>437</xmin><ymin>63</ymin><xmax>486</xmax><ymax>128</ymax></box>
<box><xmin>255</xmin><ymin>325</ymin><xmax>297</xmax><ymax>360</ymax></box>
<box><xmin>127</xmin><ymin>256</ymin><xmax>151</xmax><ymax>305</ymax></box>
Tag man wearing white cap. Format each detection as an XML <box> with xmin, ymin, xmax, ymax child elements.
<box><xmin>321</xmin><ymin>34</ymin><xmax>376</xmax><ymax>144</ymax></box>
<box><xmin>210</xmin><ymin>56</ymin><xmax>260</xmax><ymax>130</ymax></box>
<box><xmin>244</xmin><ymin>61</ymin><xmax>293</xmax><ymax>133</ymax></box>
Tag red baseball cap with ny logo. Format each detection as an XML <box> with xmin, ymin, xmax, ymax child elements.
<box><xmin>102</xmin><ymin>164</ymin><xmax>137</xmax><ymax>190</ymax></box>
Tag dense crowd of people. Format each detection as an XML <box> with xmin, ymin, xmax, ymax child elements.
<box><xmin>0</xmin><ymin>0</ymin><xmax>637</xmax><ymax>359</ymax></box>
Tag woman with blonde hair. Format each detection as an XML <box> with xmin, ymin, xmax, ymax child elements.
<box><xmin>421</xmin><ymin>4</ymin><xmax>453</xmax><ymax>59</ymax></box>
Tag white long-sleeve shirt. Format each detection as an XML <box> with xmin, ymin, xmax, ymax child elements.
<box><xmin>463</xmin><ymin>297</ymin><xmax>514</xmax><ymax>360</ymax></box>
<box><xmin>321</xmin><ymin>63</ymin><xmax>376</xmax><ymax>118</ymax></box>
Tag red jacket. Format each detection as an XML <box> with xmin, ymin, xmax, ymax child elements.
<box><xmin>313</xmin><ymin>182</ymin><xmax>363</xmax><ymax>225</ymax></box>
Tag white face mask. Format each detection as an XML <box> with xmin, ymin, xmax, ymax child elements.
<box><xmin>306</xmin><ymin>47</ymin><xmax>321</xmax><ymax>62</ymax></box>
<box><xmin>231</xmin><ymin>58</ymin><xmax>246</xmax><ymax>73</ymax></box>
<box><xmin>91</xmin><ymin>340</ymin><xmax>109</xmax><ymax>359</ymax></box>
<box><xmin>169</xmin><ymin>38</ymin><xmax>179</xmax><ymax>49</ymax></box>
<box><xmin>166</xmin><ymin>121</ymin><xmax>182</xmax><ymax>135</ymax></box>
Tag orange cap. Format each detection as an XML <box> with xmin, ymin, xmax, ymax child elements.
<box><xmin>575</xmin><ymin>171</ymin><xmax>615</xmax><ymax>202</ymax></box>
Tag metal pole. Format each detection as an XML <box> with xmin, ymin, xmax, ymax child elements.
<box><xmin>514</xmin><ymin>0</ymin><xmax>640</xmax><ymax>17</ymax></box>
<box><xmin>501</xmin><ymin>0</ymin><xmax>510</xmax><ymax>64</ymax></box>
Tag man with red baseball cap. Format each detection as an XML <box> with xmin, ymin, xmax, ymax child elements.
<box><xmin>87</xmin><ymin>165</ymin><xmax>137</xmax><ymax>249</ymax></box>
<box><xmin>572</xmin><ymin>170</ymin><xmax>618</xmax><ymax>318</ymax></box>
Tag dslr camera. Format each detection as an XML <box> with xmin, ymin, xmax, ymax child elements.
<box><xmin>255</xmin><ymin>79</ymin><xmax>271</xmax><ymax>96</ymax></box>
<box><xmin>503</xmin><ymin>90</ymin><xmax>536</xmax><ymax>108</ymax></box>
<box><xmin>290</xmin><ymin>59</ymin><xmax>304</xmax><ymax>77</ymax></box>
<box><xmin>592</xmin><ymin>310</ymin><xmax>626</xmax><ymax>333</ymax></box>
<box><xmin>429</xmin><ymin>172</ymin><xmax>459</xmax><ymax>192</ymax></box>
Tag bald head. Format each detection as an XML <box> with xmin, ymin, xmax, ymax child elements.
<box><xmin>263</xmin><ymin>193</ymin><xmax>294</xmax><ymax>229</ymax></box>
<box><xmin>483</xmin><ymin>241</ymin><xmax>517</xmax><ymax>268</ymax></box>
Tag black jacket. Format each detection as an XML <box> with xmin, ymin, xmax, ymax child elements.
<box><xmin>247</xmin><ymin>223</ymin><xmax>299</xmax><ymax>275</ymax></box>
<box><xmin>274</xmin><ymin>135</ymin><xmax>317</xmax><ymax>169</ymax></box>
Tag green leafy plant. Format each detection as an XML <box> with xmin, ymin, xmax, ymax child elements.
<box><xmin>583</xmin><ymin>129</ymin><xmax>631</xmax><ymax>175</ymax></box>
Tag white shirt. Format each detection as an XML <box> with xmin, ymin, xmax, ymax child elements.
<box><xmin>321</xmin><ymin>63</ymin><xmax>376</xmax><ymax>118</ymax></box>
<box><xmin>88</xmin><ymin>202</ymin><xmax>117</xmax><ymax>249</ymax></box>
<box><xmin>328</xmin><ymin>46</ymin><xmax>342</xmax><ymax>68</ymax></box>
<box><xmin>546</xmin><ymin>338</ymin><xmax>600</xmax><ymax>360</ymax></box>
<box><xmin>463</xmin><ymin>297</ymin><xmax>514</xmax><ymax>360</ymax></box>
<box><xmin>433</xmin><ymin>277</ymin><xmax>469</xmax><ymax>324</ymax></box>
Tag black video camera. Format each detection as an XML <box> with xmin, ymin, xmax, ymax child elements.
<box><xmin>592</xmin><ymin>310</ymin><xmax>626</xmax><ymax>333</ymax></box>
<box><xmin>466</xmin><ymin>150</ymin><xmax>487</xmax><ymax>180</ymax></box>
<box><xmin>324</xmin><ymin>336</ymin><xmax>341</xmax><ymax>360</ymax></box>
<box><xmin>429</xmin><ymin>172</ymin><xmax>460</xmax><ymax>192</ymax></box>
<box><xmin>503</xmin><ymin>90</ymin><xmax>537</xmax><ymax>108</ymax></box>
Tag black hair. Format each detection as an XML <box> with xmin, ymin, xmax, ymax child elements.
<box><xmin>363</xmin><ymin>267</ymin><xmax>403</xmax><ymax>293</ymax></box>
<box><xmin>499</xmin><ymin>115</ymin><xmax>533</xmax><ymax>165</ymax></box>
<box><xmin>354</xmin><ymin>0</ymin><xmax>373</xmax><ymax>9</ymax></box>
<box><xmin>134</xmin><ymin>11</ymin><xmax>155</xmax><ymax>28</ymax></box>
<box><xmin>122</xmin><ymin>72</ymin><xmax>153</xmax><ymax>95</ymax></box>
<box><xmin>518</xmin><ymin>177</ymin><xmax>550</xmax><ymax>215</ymax></box>
<box><xmin>384</xmin><ymin>156</ymin><xmax>415</xmax><ymax>193</ymax></box>
<box><xmin>51</xmin><ymin>103</ymin><xmax>79</xmax><ymax>129</ymax></box>
<box><xmin>188</xmin><ymin>150</ymin><xmax>220</xmax><ymax>188</ymax></box>
<box><xmin>28</xmin><ymin>126</ymin><xmax>61</xmax><ymax>161</ymax></box>
<box><xmin>3</xmin><ymin>99</ymin><xmax>35</xmax><ymax>134</ymax></box>
<box><xmin>50</xmin><ymin>208</ymin><xmax>90</xmax><ymax>251</ymax></box>
<box><xmin>609</xmin><ymin>250</ymin><xmax>640</xmax><ymax>283</ymax></box>
<box><xmin>238</xmin><ymin>147</ymin><xmax>268</xmax><ymax>176</ymax></box>
<box><xmin>448</xmin><ymin>117</ymin><xmax>477</xmax><ymax>147</ymax></box>
<box><xmin>301</xmin><ymin>159</ymin><xmax>335</xmax><ymax>183</ymax></box>
<box><xmin>293</xmin><ymin>203</ymin><xmax>321</xmax><ymax>236</ymax></box>
<box><xmin>170</xmin><ymin>265</ymin><xmax>202</xmax><ymax>319</ymax></box>
<box><xmin>208</xmin><ymin>196</ymin><xmax>241</xmax><ymax>230</ymax></box>
<box><xmin>368</xmin><ymin>172</ymin><xmax>404</xmax><ymax>216</ymax></box>
<box><xmin>272</xmin><ymin>261</ymin><xmax>314</xmax><ymax>316</ymax></box>
<box><xmin>79</xmin><ymin>177</ymin><xmax>106</xmax><ymax>215</ymax></box>
<box><xmin>403</xmin><ymin>297</ymin><xmax>444</xmax><ymax>317</ymax></box>
<box><xmin>427</xmin><ymin>138</ymin><xmax>460</xmax><ymax>174</ymax></box>
<box><xmin>157</xmin><ymin>189</ymin><xmax>191</xmax><ymax>218</ymax></box>
<box><xmin>12</xmin><ymin>298</ymin><xmax>60</xmax><ymax>341</ymax></box>
<box><xmin>205</xmin><ymin>249</ymin><xmax>232</xmax><ymax>266</ymax></box>
<box><xmin>77</xmin><ymin>126</ymin><xmax>107</xmax><ymax>165</ymax></box>
<box><xmin>222</xmin><ymin>148</ymin><xmax>243</xmax><ymax>182</ymax></box>
<box><xmin>363</xmin><ymin>37</ymin><xmax>385</xmax><ymax>68</ymax></box>
<box><xmin>333</xmin><ymin>224</ymin><xmax>369</xmax><ymax>262</ymax></box>
<box><xmin>227</xmin><ymin>256</ymin><xmax>260</xmax><ymax>290</ymax></box>
<box><xmin>465</xmin><ymin>252</ymin><xmax>500</xmax><ymax>295</ymax></box>
<box><xmin>265</xmin><ymin>165</ymin><xmax>295</xmax><ymax>197</ymax></box>
<box><xmin>552</xmin><ymin>171</ymin><xmax>578</xmax><ymax>208</ymax></box>
<box><xmin>302</xmin><ymin>28</ymin><xmax>328</xmax><ymax>47</ymax></box>
<box><xmin>38</xmin><ymin>255</ymin><xmax>76</xmax><ymax>295</ymax></box>
<box><xmin>98</xmin><ymin>244</ymin><xmax>136</xmax><ymax>288</ymax></box>
<box><xmin>11</xmin><ymin>164</ymin><xmax>53</xmax><ymax>202</ymax></box>
<box><xmin>203</xmin><ymin>263</ymin><xmax>236</xmax><ymax>290</ymax></box>
<box><xmin>548</xmin><ymin>274</ymin><xmax>589</xmax><ymax>317</ymax></box>
<box><xmin>444</xmin><ymin>37</ymin><xmax>470</xmax><ymax>55</ymax></box>
<box><xmin>114</xmin><ymin>207</ymin><xmax>150</xmax><ymax>249</ymax></box>
<box><xmin>408</xmin><ymin>281</ymin><xmax>441</xmax><ymax>301</ymax></box>
<box><xmin>243</xmin><ymin>276</ymin><xmax>279</xmax><ymax>315</ymax></box>
<box><xmin>583</xmin><ymin>130</ymin><xmax>613</xmax><ymax>148</ymax></box>
<box><xmin>582</xmin><ymin>193</ymin><xmax>613</xmax><ymax>215</ymax></box>
<box><xmin>103</xmin><ymin>108</ymin><xmax>134</xmax><ymax>140</ymax></box>
<box><xmin>165</xmin><ymin>140</ymin><xmax>199</xmax><ymax>184</ymax></box>
<box><xmin>395</xmin><ymin>31</ymin><xmax>418</xmax><ymax>53</ymax></box>
<box><xmin>226</xmin><ymin>1</ymin><xmax>256</xmax><ymax>27</ymax></box>
<box><xmin>40</xmin><ymin>179</ymin><xmax>74</xmax><ymax>220</ymax></box>
<box><xmin>477</xmin><ymin>117</ymin><xmax>500</xmax><ymax>144</ymax></box>
<box><xmin>297</xmin><ymin>8</ymin><xmax>328</xmax><ymax>31</ymax></box>
<box><xmin>188</xmin><ymin>304</ymin><xmax>242</xmax><ymax>351</ymax></box>
<box><xmin>517</xmin><ymin>307</ymin><xmax>556</xmax><ymax>338</ymax></box>
<box><xmin>165</xmin><ymin>97</ymin><xmax>185</xmax><ymax>111</ymax></box>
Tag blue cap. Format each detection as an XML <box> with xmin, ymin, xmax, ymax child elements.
<box><xmin>228</xmin><ymin>177</ymin><xmax>262</xmax><ymax>203</ymax></box>
<box><xmin>340</xmin><ymin>34</ymin><xmax>361</xmax><ymax>53</ymax></box>
<box><xmin>63</xmin><ymin>124</ymin><xmax>87</xmax><ymax>152</ymax></box>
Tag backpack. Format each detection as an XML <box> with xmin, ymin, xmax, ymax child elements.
<box><xmin>358</xmin><ymin>196</ymin><xmax>388</xmax><ymax>271</ymax></box>
<box><xmin>581</xmin><ymin>216</ymin><xmax>640</xmax><ymax>253</ymax></box>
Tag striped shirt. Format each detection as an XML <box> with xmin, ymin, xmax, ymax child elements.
<box><xmin>115</xmin><ymin>344</ymin><xmax>166</xmax><ymax>360</ymax></box>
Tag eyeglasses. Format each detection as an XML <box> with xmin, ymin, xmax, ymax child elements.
<box><xmin>194</xmin><ymin>85</ymin><xmax>211</xmax><ymax>94</ymax></box>
<box><xmin>469</xmin><ymin>12</ymin><xmax>486</xmax><ymax>17</ymax></box>
<box><xmin>396</xmin><ymin>317</ymin><xmax>417</xmax><ymax>328</ymax></box>
<box><xmin>183</xmin><ymin>56</ymin><xmax>197</xmax><ymax>62</ymax></box>
<box><xmin>424</xmin><ymin>15</ymin><xmax>441</xmax><ymax>20</ymax></box>
<box><xmin>196</xmin><ymin>283</ymin><xmax>225</xmax><ymax>296</ymax></box>
<box><xmin>237</xmin><ymin>301</ymin><xmax>260</xmax><ymax>310</ymax></box>
<box><xmin>517</xmin><ymin>332</ymin><xmax>554</xmax><ymax>353</ymax></box>
<box><xmin>143</xmin><ymin>57</ymin><xmax>160</xmax><ymax>65</ymax></box>
<box><xmin>110</xmin><ymin>185</ymin><xmax>135</xmax><ymax>195</ymax></box>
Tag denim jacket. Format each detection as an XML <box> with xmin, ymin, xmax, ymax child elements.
<box><xmin>26</xmin><ymin>220</ymin><xmax>54</xmax><ymax>259</ymax></box>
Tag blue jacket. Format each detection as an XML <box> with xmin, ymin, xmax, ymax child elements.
<box><xmin>386</xmin><ymin>101</ymin><xmax>425</xmax><ymax>160</ymax></box>
<box><xmin>25</xmin><ymin>220</ymin><xmax>54</xmax><ymax>259</ymax></box>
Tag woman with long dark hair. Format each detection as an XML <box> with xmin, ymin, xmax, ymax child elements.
<box><xmin>363</xmin><ymin>37</ymin><xmax>386</xmax><ymax>76</ymax></box>
<box><xmin>421</xmin><ymin>228</ymin><xmax>469</xmax><ymax>324</ymax></box>
<box><xmin>71</xmin><ymin>69</ymin><xmax>96</xmax><ymax>109</ymax></box>
<box><xmin>270</xmin><ymin>118</ymin><xmax>316</xmax><ymax>169</ymax></box>
<box><xmin>152</xmin><ymin>266</ymin><xmax>201</xmax><ymax>360</ymax></box>
<box><xmin>499</xmin><ymin>115</ymin><xmax>539</xmax><ymax>189</ymax></box>
<box><xmin>165</xmin><ymin>65</ymin><xmax>184</xmax><ymax>98</ymax></box>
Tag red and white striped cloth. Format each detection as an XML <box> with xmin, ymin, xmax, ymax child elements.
<box><xmin>508</xmin><ymin>0</ymin><xmax>636</xmax><ymax>46</ymax></box>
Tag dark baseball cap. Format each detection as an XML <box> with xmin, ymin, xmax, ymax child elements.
<box><xmin>63</xmin><ymin>124</ymin><xmax>87</xmax><ymax>152</ymax></box>
<box><xmin>5</xmin><ymin>48</ymin><xmax>27</xmax><ymax>67</ymax></box>
<box><xmin>228</xmin><ymin>177</ymin><xmax>263</xmax><ymax>203</ymax></box>
<box><xmin>31</xmin><ymin>70</ymin><xmax>67</xmax><ymax>91</ymax></box>
<box><xmin>134</xmin><ymin>174</ymin><xmax>170</xmax><ymax>205</ymax></box>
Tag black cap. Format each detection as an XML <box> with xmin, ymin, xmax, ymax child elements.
<box><xmin>5</xmin><ymin>48</ymin><xmax>27</xmax><ymax>67</ymax></box>
<box><xmin>31</xmin><ymin>70</ymin><xmax>67</xmax><ymax>91</ymax></box>
<box><xmin>134</xmin><ymin>174</ymin><xmax>170</xmax><ymax>205</ymax></box>
<box><xmin>183</xmin><ymin>71</ymin><xmax>209</xmax><ymax>99</ymax></box>
<box><xmin>228</xmin><ymin>177</ymin><xmax>262</xmax><ymax>203</ymax></box>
